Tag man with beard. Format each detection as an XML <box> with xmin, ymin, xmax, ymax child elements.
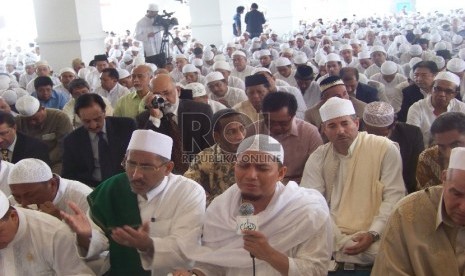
<box><xmin>61</xmin><ymin>130</ymin><xmax>206</xmax><ymax>275</ymax></box>
<box><xmin>174</xmin><ymin>134</ymin><xmax>332</xmax><ymax>275</ymax></box>
<box><xmin>407</xmin><ymin>72</ymin><xmax>465</xmax><ymax>147</ymax></box>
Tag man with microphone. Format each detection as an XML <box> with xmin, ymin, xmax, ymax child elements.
<box><xmin>174</xmin><ymin>134</ymin><xmax>332</xmax><ymax>275</ymax></box>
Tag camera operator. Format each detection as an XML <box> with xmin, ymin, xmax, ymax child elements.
<box><xmin>134</xmin><ymin>3</ymin><xmax>163</xmax><ymax>56</ymax></box>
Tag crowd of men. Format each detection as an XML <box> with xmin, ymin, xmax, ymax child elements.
<box><xmin>0</xmin><ymin>2</ymin><xmax>464</xmax><ymax>276</ymax></box>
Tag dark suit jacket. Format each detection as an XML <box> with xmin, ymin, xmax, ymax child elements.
<box><xmin>389</xmin><ymin>123</ymin><xmax>424</xmax><ymax>194</ymax></box>
<box><xmin>136</xmin><ymin>99</ymin><xmax>214</xmax><ymax>160</ymax></box>
<box><xmin>11</xmin><ymin>131</ymin><xmax>51</xmax><ymax>164</ymax></box>
<box><xmin>397</xmin><ymin>84</ymin><xmax>424</xmax><ymax>122</ymax></box>
<box><xmin>62</xmin><ymin>117</ymin><xmax>136</xmax><ymax>187</ymax></box>
<box><xmin>355</xmin><ymin>82</ymin><xmax>379</xmax><ymax>104</ymax></box>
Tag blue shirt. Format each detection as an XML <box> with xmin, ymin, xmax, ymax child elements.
<box><xmin>32</xmin><ymin>89</ymin><xmax>68</xmax><ymax>110</ymax></box>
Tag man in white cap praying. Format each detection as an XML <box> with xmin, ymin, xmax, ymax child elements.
<box><xmin>174</xmin><ymin>134</ymin><xmax>332</xmax><ymax>275</ymax></box>
<box><xmin>18</xmin><ymin>59</ymin><xmax>36</xmax><ymax>89</ymax></box>
<box><xmin>0</xmin><ymin>190</ymin><xmax>95</xmax><ymax>275</ymax></box>
<box><xmin>446</xmin><ymin>58</ymin><xmax>465</xmax><ymax>99</ymax></box>
<box><xmin>212</xmin><ymin>60</ymin><xmax>246</xmax><ymax>91</ymax></box>
<box><xmin>185</xmin><ymin>82</ymin><xmax>226</xmax><ymax>113</ymax></box>
<box><xmin>169</xmin><ymin>54</ymin><xmax>188</xmax><ymax>82</ymax></box>
<box><xmin>273</xmin><ymin>57</ymin><xmax>298</xmax><ymax>88</ymax></box>
<box><xmin>53</xmin><ymin>67</ymin><xmax>76</xmax><ymax>102</ymax></box>
<box><xmin>8</xmin><ymin>158</ymin><xmax>92</xmax><ymax>219</ymax></box>
<box><xmin>369</xmin><ymin>61</ymin><xmax>407</xmax><ymax>112</ymax></box>
<box><xmin>363</xmin><ymin>101</ymin><xmax>424</xmax><ymax>194</ymax></box>
<box><xmin>372</xmin><ymin>146</ymin><xmax>465</xmax><ymax>275</ymax></box>
<box><xmin>61</xmin><ymin>129</ymin><xmax>206</xmax><ymax>275</ymax></box>
<box><xmin>230</xmin><ymin>50</ymin><xmax>255</xmax><ymax>81</ymax></box>
<box><xmin>205</xmin><ymin>71</ymin><xmax>247</xmax><ymax>108</ymax></box>
<box><xmin>301</xmin><ymin>97</ymin><xmax>405</xmax><ymax>268</ymax></box>
<box><xmin>25</xmin><ymin>60</ymin><xmax>60</xmax><ymax>93</ymax></box>
<box><xmin>364</xmin><ymin>46</ymin><xmax>403</xmax><ymax>79</ymax></box>
<box><xmin>180</xmin><ymin>64</ymin><xmax>206</xmax><ymax>86</ymax></box>
<box><xmin>134</xmin><ymin>3</ymin><xmax>163</xmax><ymax>56</ymax></box>
<box><xmin>407</xmin><ymin>71</ymin><xmax>465</xmax><ymax>147</ymax></box>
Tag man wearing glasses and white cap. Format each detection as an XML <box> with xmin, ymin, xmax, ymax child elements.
<box><xmin>372</xmin><ymin>147</ymin><xmax>465</xmax><ymax>275</ymax></box>
<box><xmin>62</xmin><ymin>129</ymin><xmax>205</xmax><ymax>275</ymax></box>
<box><xmin>0</xmin><ymin>190</ymin><xmax>94</xmax><ymax>275</ymax></box>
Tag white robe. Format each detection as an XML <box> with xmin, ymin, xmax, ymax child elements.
<box><xmin>0</xmin><ymin>208</ymin><xmax>95</xmax><ymax>275</ymax></box>
<box><xmin>134</xmin><ymin>16</ymin><xmax>163</xmax><ymax>56</ymax></box>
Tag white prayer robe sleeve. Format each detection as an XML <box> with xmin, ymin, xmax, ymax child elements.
<box><xmin>78</xmin><ymin>212</ymin><xmax>110</xmax><ymax>260</ymax></box>
<box><xmin>405</xmin><ymin>101</ymin><xmax>422</xmax><ymax>128</ymax></box>
<box><xmin>369</xmin><ymin>142</ymin><xmax>406</xmax><ymax>235</ymax></box>
<box><xmin>139</xmin><ymin>183</ymin><xmax>206</xmax><ymax>270</ymax></box>
<box><xmin>300</xmin><ymin>146</ymin><xmax>326</xmax><ymax>193</ymax></box>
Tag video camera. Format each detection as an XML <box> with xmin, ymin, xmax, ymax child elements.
<box><xmin>150</xmin><ymin>95</ymin><xmax>165</xmax><ymax>109</ymax></box>
<box><xmin>153</xmin><ymin>10</ymin><xmax>179</xmax><ymax>30</ymax></box>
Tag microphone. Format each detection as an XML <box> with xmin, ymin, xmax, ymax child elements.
<box><xmin>237</xmin><ymin>202</ymin><xmax>258</xmax><ymax>260</ymax></box>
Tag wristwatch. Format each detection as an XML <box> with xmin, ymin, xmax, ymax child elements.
<box><xmin>368</xmin><ymin>231</ymin><xmax>380</xmax><ymax>242</ymax></box>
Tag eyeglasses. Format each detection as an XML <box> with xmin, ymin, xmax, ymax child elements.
<box><xmin>433</xmin><ymin>86</ymin><xmax>457</xmax><ymax>95</ymax></box>
<box><xmin>121</xmin><ymin>160</ymin><xmax>168</xmax><ymax>173</ymax></box>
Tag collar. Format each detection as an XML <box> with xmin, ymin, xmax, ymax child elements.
<box><xmin>138</xmin><ymin>176</ymin><xmax>168</xmax><ymax>202</ymax></box>
<box><xmin>52</xmin><ymin>175</ymin><xmax>68</xmax><ymax>205</ymax></box>
<box><xmin>108</xmin><ymin>83</ymin><xmax>119</xmax><ymax>94</ymax></box>
<box><xmin>7</xmin><ymin>135</ymin><xmax>17</xmax><ymax>152</ymax></box>
<box><xmin>436</xmin><ymin>192</ymin><xmax>457</xmax><ymax>229</ymax></box>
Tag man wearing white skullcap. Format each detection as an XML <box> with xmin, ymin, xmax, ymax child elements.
<box><xmin>62</xmin><ymin>129</ymin><xmax>206</xmax><ymax>275</ymax></box>
<box><xmin>273</xmin><ymin>57</ymin><xmax>298</xmax><ymax>88</ymax></box>
<box><xmin>370</xmin><ymin>61</ymin><xmax>407</xmax><ymax>110</ymax></box>
<box><xmin>25</xmin><ymin>60</ymin><xmax>60</xmax><ymax>94</ymax></box>
<box><xmin>0</xmin><ymin>190</ymin><xmax>95</xmax><ymax>275</ymax></box>
<box><xmin>15</xmin><ymin>95</ymin><xmax>73</xmax><ymax>174</ymax></box>
<box><xmin>170</xmin><ymin>54</ymin><xmax>188</xmax><ymax>82</ymax></box>
<box><xmin>18</xmin><ymin>59</ymin><xmax>37</xmax><ymax>89</ymax></box>
<box><xmin>53</xmin><ymin>67</ymin><xmax>76</xmax><ymax>102</ymax></box>
<box><xmin>339</xmin><ymin>44</ymin><xmax>359</xmax><ymax>68</ymax></box>
<box><xmin>205</xmin><ymin>71</ymin><xmax>247</xmax><ymax>107</ymax></box>
<box><xmin>363</xmin><ymin>101</ymin><xmax>424</xmax><ymax>193</ymax></box>
<box><xmin>407</xmin><ymin>71</ymin><xmax>465</xmax><ymax>147</ymax></box>
<box><xmin>134</xmin><ymin>3</ymin><xmax>163</xmax><ymax>57</ymax></box>
<box><xmin>185</xmin><ymin>82</ymin><xmax>226</xmax><ymax>113</ymax></box>
<box><xmin>117</xmin><ymin>68</ymin><xmax>134</xmax><ymax>90</ymax></box>
<box><xmin>355</xmin><ymin>51</ymin><xmax>373</xmax><ymax>74</ymax></box>
<box><xmin>179</xmin><ymin>64</ymin><xmax>206</xmax><ymax>86</ymax></box>
<box><xmin>174</xmin><ymin>134</ymin><xmax>332</xmax><ymax>276</ymax></box>
<box><xmin>212</xmin><ymin>60</ymin><xmax>246</xmax><ymax>91</ymax></box>
<box><xmin>372</xmin><ymin>146</ymin><xmax>465</xmax><ymax>275</ymax></box>
<box><xmin>230</xmin><ymin>50</ymin><xmax>255</xmax><ymax>81</ymax></box>
<box><xmin>301</xmin><ymin>96</ymin><xmax>405</xmax><ymax>266</ymax></box>
<box><xmin>365</xmin><ymin>46</ymin><xmax>404</xmax><ymax>79</ymax></box>
<box><xmin>8</xmin><ymin>158</ymin><xmax>92</xmax><ymax>219</ymax></box>
<box><xmin>446</xmin><ymin>58</ymin><xmax>465</xmax><ymax>98</ymax></box>
<box><xmin>294</xmin><ymin>35</ymin><xmax>314</xmax><ymax>59</ymax></box>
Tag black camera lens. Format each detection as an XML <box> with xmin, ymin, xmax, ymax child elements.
<box><xmin>151</xmin><ymin>96</ymin><xmax>165</xmax><ymax>109</ymax></box>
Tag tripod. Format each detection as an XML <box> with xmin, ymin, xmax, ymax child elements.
<box><xmin>159</xmin><ymin>27</ymin><xmax>184</xmax><ymax>58</ymax></box>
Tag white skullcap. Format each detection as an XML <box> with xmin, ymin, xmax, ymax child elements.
<box><xmin>117</xmin><ymin>69</ymin><xmax>130</xmax><ymax>79</ymax></box>
<box><xmin>185</xmin><ymin>82</ymin><xmax>207</xmax><ymax>97</ymax></box>
<box><xmin>339</xmin><ymin>44</ymin><xmax>353</xmax><ymax>52</ymax></box>
<box><xmin>122</xmin><ymin>54</ymin><xmax>133</xmax><ymax>62</ymax></box>
<box><xmin>226</xmin><ymin>42</ymin><xmax>237</xmax><ymax>49</ymax></box>
<box><xmin>434</xmin><ymin>71</ymin><xmax>461</xmax><ymax>87</ymax></box>
<box><xmin>409</xmin><ymin>57</ymin><xmax>423</xmax><ymax>68</ymax></box>
<box><xmin>0</xmin><ymin>190</ymin><xmax>8</xmax><ymax>218</ymax></box>
<box><xmin>236</xmin><ymin>134</ymin><xmax>284</xmax><ymax>163</ymax></box>
<box><xmin>133</xmin><ymin>56</ymin><xmax>145</xmax><ymax>66</ymax></box>
<box><xmin>319</xmin><ymin>97</ymin><xmax>355</xmax><ymax>122</ymax></box>
<box><xmin>192</xmin><ymin>58</ymin><xmax>203</xmax><ymax>67</ymax></box>
<box><xmin>459</xmin><ymin>49</ymin><xmax>465</xmax><ymax>60</ymax></box>
<box><xmin>326</xmin><ymin>53</ymin><xmax>341</xmax><ymax>62</ymax></box>
<box><xmin>430</xmin><ymin>33</ymin><xmax>441</xmax><ymax>43</ymax></box>
<box><xmin>252</xmin><ymin>67</ymin><xmax>272</xmax><ymax>75</ymax></box>
<box><xmin>147</xmin><ymin>3</ymin><xmax>159</xmax><ymax>11</ymax></box>
<box><xmin>232</xmin><ymin>50</ymin><xmax>246</xmax><ymax>57</ymax></box>
<box><xmin>432</xmin><ymin>56</ymin><xmax>445</xmax><ymax>69</ymax></box>
<box><xmin>370</xmin><ymin>45</ymin><xmax>387</xmax><ymax>55</ymax></box>
<box><xmin>213</xmin><ymin>54</ymin><xmax>226</xmax><ymax>62</ymax></box>
<box><xmin>363</xmin><ymin>101</ymin><xmax>394</xmax><ymax>127</ymax></box>
<box><xmin>452</xmin><ymin>35</ymin><xmax>463</xmax><ymax>45</ymax></box>
<box><xmin>358</xmin><ymin>51</ymin><xmax>371</xmax><ymax>59</ymax></box>
<box><xmin>434</xmin><ymin>41</ymin><xmax>447</xmax><ymax>51</ymax></box>
<box><xmin>275</xmin><ymin>57</ymin><xmax>292</xmax><ymax>67</ymax></box>
<box><xmin>147</xmin><ymin>63</ymin><xmax>157</xmax><ymax>73</ymax></box>
<box><xmin>448</xmin><ymin>147</ymin><xmax>465</xmax><ymax>170</ymax></box>
<box><xmin>175</xmin><ymin>53</ymin><xmax>188</xmax><ymax>60</ymax></box>
<box><xmin>35</xmin><ymin>60</ymin><xmax>49</xmax><ymax>68</ymax></box>
<box><xmin>59</xmin><ymin>67</ymin><xmax>75</xmax><ymax>75</ymax></box>
<box><xmin>213</xmin><ymin>61</ymin><xmax>231</xmax><ymax>71</ymax></box>
<box><xmin>447</xmin><ymin>58</ymin><xmax>465</xmax><ymax>73</ymax></box>
<box><xmin>0</xmin><ymin>76</ymin><xmax>10</xmax><ymax>90</ymax></box>
<box><xmin>8</xmin><ymin>158</ymin><xmax>53</xmax><ymax>185</ymax></box>
<box><xmin>203</xmin><ymin>51</ymin><xmax>214</xmax><ymax>61</ymax></box>
<box><xmin>182</xmin><ymin>64</ymin><xmax>198</xmax><ymax>74</ymax></box>
<box><xmin>381</xmin><ymin>61</ymin><xmax>398</xmax><ymax>75</ymax></box>
<box><xmin>5</xmin><ymin>57</ymin><xmax>16</xmax><ymax>66</ymax></box>
<box><xmin>281</xmin><ymin>47</ymin><xmax>294</xmax><ymax>54</ymax></box>
<box><xmin>127</xmin><ymin>129</ymin><xmax>173</xmax><ymax>160</ymax></box>
<box><xmin>293</xmin><ymin>55</ymin><xmax>308</xmax><ymax>64</ymax></box>
<box><xmin>0</xmin><ymin>90</ymin><xmax>17</xmax><ymax>105</ymax></box>
<box><xmin>15</xmin><ymin>95</ymin><xmax>40</xmax><ymax>117</ymax></box>
<box><xmin>24</xmin><ymin>59</ymin><xmax>36</xmax><ymax>66</ymax></box>
<box><xmin>205</xmin><ymin>71</ymin><xmax>224</xmax><ymax>83</ymax></box>
<box><xmin>349</xmin><ymin>38</ymin><xmax>361</xmax><ymax>45</ymax></box>
<box><xmin>258</xmin><ymin>49</ymin><xmax>271</xmax><ymax>57</ymax></box>
<box><xmin>409</xmin><ymin>44</ymin><xmax>423</xmax><ymax>56</ymax></box>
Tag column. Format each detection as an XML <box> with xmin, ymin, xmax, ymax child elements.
<box><xmin>32</xmin><ymin>0</ymin><xmax>106</xmax><ymax>71</ymax></box>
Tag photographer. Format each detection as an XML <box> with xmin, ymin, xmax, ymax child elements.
<box><xmin>134</xmin><ymin>3</ymin><xmax>163</xmax><ymax>56</ymax></box>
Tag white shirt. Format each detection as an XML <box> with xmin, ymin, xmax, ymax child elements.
<box><xmin>207</xmin><ymin>99</ymin><xmax>227</xmax><ymax>113</ymax></box>
<box><xmin>365</xmin><ymin>63</ymin><xmax>404</xmax><ymax>79</ymax></box>
<box><xmin>407</xmin><ymin>96</ymin><xmax>465</xmax><ymax>147</ymax></box>
<box><xmin>18</xmin><ymin>72</ymin><xmax>36</xmax><ymax>89</ymax></box>
<box><xmin>230</xmin><ymin>65</ymin><xmax>255</xmax><ymax>81</ymax></box>
<box><xmin>0</xmin><ymin>160</ymin><xmax>13</xmax><ymax>197</ymax></box>
<box><xmin>370</xmin><ymin>73</ymin><xmax>407</xmax><ymax>110</ymax></box>
<box><xmin>94</xmin><ymin>83</ymin><xmax>130</xmax><ymax>108</ymax></box>
<box><xmin>209</xmin><ymin>86</ymin><xmax>248</xmax><ymax>107</ymax></box>
<box><xmin>53</xmin><ymin>176</ymin><xmax>93</xmax><ymax>214</ymax></box>
<box><xmin>85</xmin><ymin>70</ymin><xmax>102</xmax><ymax>92</ymax></box>
<box><xmin>169</xmin><ymin>68</ymin><xmax>184</xmax><ymax>83</ymax></box>
<box><xmin>302</xmin><ymin>81</ymin><xmax>321</xmax><ymax>109</ymax></box>
<box><xmin>83</xmin><ymin>174</ymin><xmax>206</xmax><ymax>276</ymax></box>
<box><xmin>134</xmin><ymin>16</ymin><xmax>163</xmax><ymax>56</ymax></box>
<box><xmin>227</xmin><ymin>75</ymin><xmax>245</xmax><ymax>91</ymax></box>
<box><xmin>274</xmin><ymin>69</ymin><xmax>299</xmax><ymax>89</ymax></box>
<box><xmin>0</xmin><ymin>208</ymin><xmax>94</xmax><ymax>275</ymax></box>
<box><xmin>275</xmin><ymin>85</ymin><xmax>307</xmax><ymax>120</ymax></box>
